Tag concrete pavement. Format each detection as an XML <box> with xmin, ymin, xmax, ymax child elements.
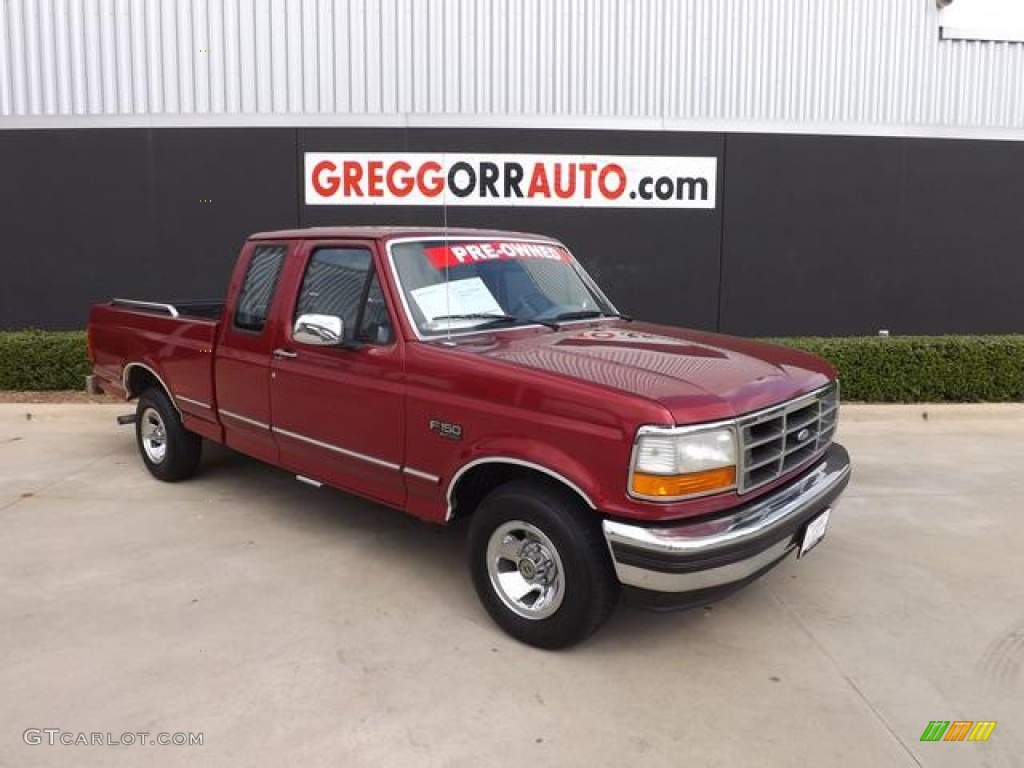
<box><xmin>1</xmin><ymin>403</ymin><xmax>1021</xmax><ymax>767</ymax></box>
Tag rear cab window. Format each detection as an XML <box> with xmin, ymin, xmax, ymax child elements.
<box><xmin>234</xmin><ymin>244</ymin><xmax>287</xmax><ymax>332</ymax></box>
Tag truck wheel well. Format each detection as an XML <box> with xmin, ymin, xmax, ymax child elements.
<box><xmin>124</xmin><ymin>364</ymin><xmax>167</xmax><ymax>402</ymax></box>
<box><xmin>449</xmin><ymin>461</ymin><xmax>594</xmax><ymax>522</ymax></box>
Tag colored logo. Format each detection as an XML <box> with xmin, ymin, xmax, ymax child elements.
<box><xmin>920</xmin><ymin>721</ymin><xmax>997</xmax><ymax>742</ymax></box>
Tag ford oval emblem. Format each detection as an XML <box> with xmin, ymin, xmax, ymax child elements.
<box><xmin>796</xmin><ymin>428</ymin><xmax>812</xmax><ymax>442</ymax></box>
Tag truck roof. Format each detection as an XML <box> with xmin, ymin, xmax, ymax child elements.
<box><xmin>249</xmin><ymin>226</ymin><xmax>561</xmax><ymax>243</ymax></box>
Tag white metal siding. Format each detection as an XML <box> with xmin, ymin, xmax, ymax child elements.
<box><xmin>1</xmin><ymin>0</ymin><xmax>1023</xmax><ymax>136</ymax></box>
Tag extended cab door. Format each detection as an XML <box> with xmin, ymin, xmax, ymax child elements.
<box><xmin>214</xmin><ymin>241</ymin><xmax>290</xmax><ymax>464</ymax></box>
<box><xmin>269</xmin><ymin>239</ymin><xmax>406</xmax><ymax>508</ymax></box>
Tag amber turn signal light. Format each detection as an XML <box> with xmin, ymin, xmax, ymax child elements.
<box><xmin>632</xmin><ymin>466</ymin><xmax>737</xmax><ymax>498</ymax></box>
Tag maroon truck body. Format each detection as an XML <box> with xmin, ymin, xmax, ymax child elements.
<box><xmin>88</xmin><ymin>227</ymin><xmax>851</xmax><ymax>648</ymax></box>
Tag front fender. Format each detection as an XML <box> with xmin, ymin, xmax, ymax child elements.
<box><xmin>443</xmin><ymin>435</ymin><xmax>602</xmax><ymax>518</ymax></box>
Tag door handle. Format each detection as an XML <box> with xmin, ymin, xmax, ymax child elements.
<box><xmin>272</xmin><ymin>348</ymin><xmax>298</xmax><ymax>360</ymax></box>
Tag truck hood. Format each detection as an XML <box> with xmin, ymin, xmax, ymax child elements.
<box><xmin>449</xmin><ymin>321</ymin><xmax>835</xmax><ymax>424</ymax></box>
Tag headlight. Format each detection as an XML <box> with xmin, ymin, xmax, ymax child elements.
<box><xmin>630</xmin><ymin>425</ymin><xmax>737</xmax><ymax>500</ymax></box>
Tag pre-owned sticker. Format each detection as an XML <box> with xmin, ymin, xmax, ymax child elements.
<box><xmin>424</xmin><ymin>241</ymin><xmax>569</xmax><ymax>269</ymax></box>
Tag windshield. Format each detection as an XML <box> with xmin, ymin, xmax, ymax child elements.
<box><xmin>389</xmin><ymin>238</ymin><xmax>617</xmax><ymax>336</ymax></box>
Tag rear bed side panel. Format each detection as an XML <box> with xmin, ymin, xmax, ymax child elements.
<box><xmin>88</xmin><ymin>304</ymin><xmax>222</xmax><ymax>441</ymax></box>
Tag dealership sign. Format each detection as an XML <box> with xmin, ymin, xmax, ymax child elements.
<box><xmin>305</xmin><ymin>153</ymin><xmax>717</xmax><ymax>209</ymax></box>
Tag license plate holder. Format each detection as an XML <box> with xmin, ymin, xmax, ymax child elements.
<box><xmin>798</xmin><ymin>508</ymin><xmax>831</xmax><ymax>558</ymax></box>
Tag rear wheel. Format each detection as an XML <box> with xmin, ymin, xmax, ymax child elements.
<box><xmin>468</xmin><ymin>480</ymin><xmax>619</xmax><ymax>649</ymax></box>
<box><xmin>135</xmin><ymin>388</ymin><xmax>202</xmax><ymax>482</ymax></box>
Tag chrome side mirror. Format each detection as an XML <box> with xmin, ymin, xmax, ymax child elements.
<box><xmin>293</xmin><ymin>313</ymin><xmax>343</xmax><ymax>346</ymax></box>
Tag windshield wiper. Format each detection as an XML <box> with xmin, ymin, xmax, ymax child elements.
<box><xmin>547</xmin><ymin>310</ymin><xmax>633</xmax><ymax>325</ymax></box>
<box><xmin>430</xmin><ymin>312</ymin><xmax>561</xmax><ymax>331</ymax></box>
<box><xmin>430</xmin><ymin>312</ymin><xmax>519</xmax><ymax>326</ymax></box>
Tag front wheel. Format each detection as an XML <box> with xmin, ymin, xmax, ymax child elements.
<box><xmin>135</xmin><ymin>388</ymin><xmax>202</xmax><ymax>482</ymax></box>
<box><xmin>468</xmin><ymin>480</ymin><xmax>620</xmax><ymax>649</ymax></box>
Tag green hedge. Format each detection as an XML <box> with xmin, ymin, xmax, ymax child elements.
<box><xmin>770</xmin><ymin>336</ymin><xmax>1024</xmax><ymax>402</ymax></box>
<box><xmin>0</xmin><ymin>330</ymin><xmax>91</xmax><ymax>390</ymax></box>
<box><xmin>1</xmin><ymin>330</ymin><xmax>1022</xmax><ymax>401</ymax></box>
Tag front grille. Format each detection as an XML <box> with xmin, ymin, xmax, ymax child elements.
<box><xmin>737</xmin><ymin>382</ymin><xmax>839</xmax><ymax>494</ymax></box>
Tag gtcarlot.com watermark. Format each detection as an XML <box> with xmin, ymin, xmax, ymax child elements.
<box><xmin>23</xmin><ymin>729</ymin><xmax>203</xmax><ymax>747</ymax></box>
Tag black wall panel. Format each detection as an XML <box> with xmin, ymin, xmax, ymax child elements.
<box><xmin>146</xmin><ymin>129</ymin><xmax>299</xmax><ymax>307</ymax></box>
<box><xmin>719</xmin><ymin>133</ymin><xmax>1024</xmax><ymax>336</ymax></box>
<box><xmin>1</xmin><ymin>130</ymin><xmax>151</xmax><ymax>330</ymax></box>
<box><xmin>0</xmin><ymin>128</ymin><xmax>297</xmax><ymax>330</ymax></box>
<box><xmin>2</xmin><ymin>126</ymin><xmax>1022</xmax><ymax>336</ymax></box>
<box><xmin>298</xmin><ymin>128</ymin><xmax>725</xmax><ymax>331</ymax></box>
<box><xmin>896</xmin><ymin>138</ymin><xmax>1024</xmax><ymax>334</ymax></box>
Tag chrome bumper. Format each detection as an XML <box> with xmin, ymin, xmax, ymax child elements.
<box><xmin>602</xmin><ymin>443</ymin><xmax>851</xmax><ymax>602</ymax></box>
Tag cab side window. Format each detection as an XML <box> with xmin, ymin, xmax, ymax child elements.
<box><xmin>234</xmin><ymin>245</ymin><xmax>286</xmax><ymax>332</ymax></box>
<box><xmin>295</xmin><ymin>248</ymin><xmax>393</xmax><ymax>345</ymax></box>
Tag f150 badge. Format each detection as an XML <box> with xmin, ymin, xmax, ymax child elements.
<box><xmin>429</xmin><ymin>419</ymin><xmax>463</xmax><ymax>441</ymax></box>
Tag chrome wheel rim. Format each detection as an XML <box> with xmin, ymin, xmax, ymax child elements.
<box><xmin>140</xmin><ymin>407</ymin><xmax>168</xmax><ymax>464</ymax></box>
<box><xmin>486</xmin><ymin>521</ymin><xmax>565</xmax><ymax>620</ymax></box>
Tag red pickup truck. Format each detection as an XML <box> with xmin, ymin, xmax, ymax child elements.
<box><xmin>87</xmin><ymin>227</ymin><xmax>850</xmax><ymax>648</ymax></box>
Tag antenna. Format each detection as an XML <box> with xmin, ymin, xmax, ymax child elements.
<box><xmin>443</xmin><ymin>179</ymin><xmax>451</xmax><ymax>343</ymax></box>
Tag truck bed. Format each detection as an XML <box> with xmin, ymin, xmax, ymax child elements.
<box><xmin>88</xmin><ymin>299</ymin><xmax>221</xmax><ymax>429</ymax></box>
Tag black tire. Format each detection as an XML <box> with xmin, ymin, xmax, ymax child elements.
<box><xmin>135</xmin><ymin>387</ymin><xmax>202</xmax><ymax>482</ymax></box>
<box><xmin>468</xmin><ymin>479</ymin><xmax>620</xmax><ymax>649</ymax></box>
